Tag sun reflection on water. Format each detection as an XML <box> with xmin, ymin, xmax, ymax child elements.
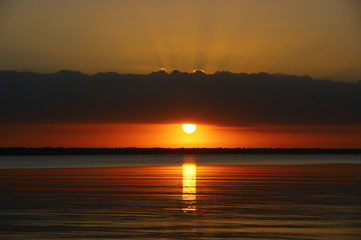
<box><xmin>182</xmin><ymin>156</ymin><xmax>196</xmax><ymax>212</ymax></box>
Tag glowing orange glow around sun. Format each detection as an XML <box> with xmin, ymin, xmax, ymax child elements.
<box><xmin>182</xmin><ymin>124</ymin><xmax>196</xmax><ymax>134</ymax></box>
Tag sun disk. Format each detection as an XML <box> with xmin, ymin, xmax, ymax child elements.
<box><xmin>182</xmin><ymin>124</ymin><xmax>196</xmax><ymax>134</ymax></box>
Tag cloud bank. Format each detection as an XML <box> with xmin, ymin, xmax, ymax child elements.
<box><xmin>1</xmin><ymin>70</ymin><xmax>360</xmax><ymax>126</ymax></box>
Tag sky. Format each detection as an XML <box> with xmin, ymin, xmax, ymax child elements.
<box><xmin>0</xmin><ymin>0</ymin><xmax>361</xmax><ymax>148</ymax></box>
<box><xmin>1</xmin><ymin>0</ymin><xmax>361</xmax><ymax>81</ymax></box>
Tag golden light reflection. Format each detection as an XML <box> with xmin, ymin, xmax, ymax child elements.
<box><xmin>182</xmin><ymin>156</ymin><xmax>196</xmax><ymax>212</ymax></box>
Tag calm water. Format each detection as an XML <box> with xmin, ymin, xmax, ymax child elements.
<box><xmin>1</xmin><ymin>154</ymin><xmax>361</xmax><ymax>240</ymax></box>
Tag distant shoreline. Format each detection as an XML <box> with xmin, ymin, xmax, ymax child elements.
<box><xmin>0</xmin><ymin>147</ymin><xmax>361</xmax><ymax>155</ymax></box>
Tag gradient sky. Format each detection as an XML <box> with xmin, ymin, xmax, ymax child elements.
<box><xmin>1</xmin><ymin>71</ymin><xmax>360</xmax><ymax>148</ymax></box>
<box><xmin>1</xmin><ymin>0</ymin><xmax>361</xmax><ymax>81</ymax></box>
<box><xmin>0</xmin><ymin>0</ymin><xmax>361</xmax><ymax>148</ymax></box>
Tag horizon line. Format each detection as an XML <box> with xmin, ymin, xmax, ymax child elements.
<box><xmin>1</xmin><ymin>147</ymin><xmax>360</xmax><ymax>155</ymax></box>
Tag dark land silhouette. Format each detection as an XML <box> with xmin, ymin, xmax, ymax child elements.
<box><xmin>1</xmin><ymin>147</ymin><xmax>360</xmax><ymax>155</ymax></box>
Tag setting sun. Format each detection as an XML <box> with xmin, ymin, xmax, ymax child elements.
<box><xmin>182</xmin><ymin>124</ymin><xmax>196</xmax><ymax>134</ymax></box>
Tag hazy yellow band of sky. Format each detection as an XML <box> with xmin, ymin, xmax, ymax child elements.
<box><xmin>0</xmin><ymin>0</ymin><xmax>360</xmax><ymax>81</ymax></box>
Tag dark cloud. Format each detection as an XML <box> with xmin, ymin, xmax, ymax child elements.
<box><xmin>0</xmin><ymin>70</ymin><xmax>360</xmax><ymax>126</ymax></box>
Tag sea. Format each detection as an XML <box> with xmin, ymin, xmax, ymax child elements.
<box><xmin>0</xmin><ymin>154</ymin><xmax>361</xmax><ymax>240</ymax></box>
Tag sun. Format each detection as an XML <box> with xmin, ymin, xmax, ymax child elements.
<box><xmin>182</xmin><ymin>124</ymin><xmax>196</xmax><ymax>134</ymax></box>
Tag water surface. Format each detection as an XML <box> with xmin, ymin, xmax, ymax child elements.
<box><xmin>1</xmin><ymin>154</ymin><xmax>360</xmax><ymax>239</ymax></box>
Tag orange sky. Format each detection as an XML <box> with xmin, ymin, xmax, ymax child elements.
<box><xmin>0</xmin><ymin>0</ymin><xmax>361</xmax><ymax>81</ymax></box>
<box><xmin>0</xmin><ymin>1</ymin><xmax>360</xmax><ymax>148</ymax></box>
<box><xmin>1</xmin><ymin>123</ymin><xmax>360</xmax><ymax>148</ymax></box>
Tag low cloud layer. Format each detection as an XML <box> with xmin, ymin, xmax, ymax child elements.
<box><xmin>1</xmin><ymin>70</ymin><xmax>360</xmax><ymax>126</ymax></box>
